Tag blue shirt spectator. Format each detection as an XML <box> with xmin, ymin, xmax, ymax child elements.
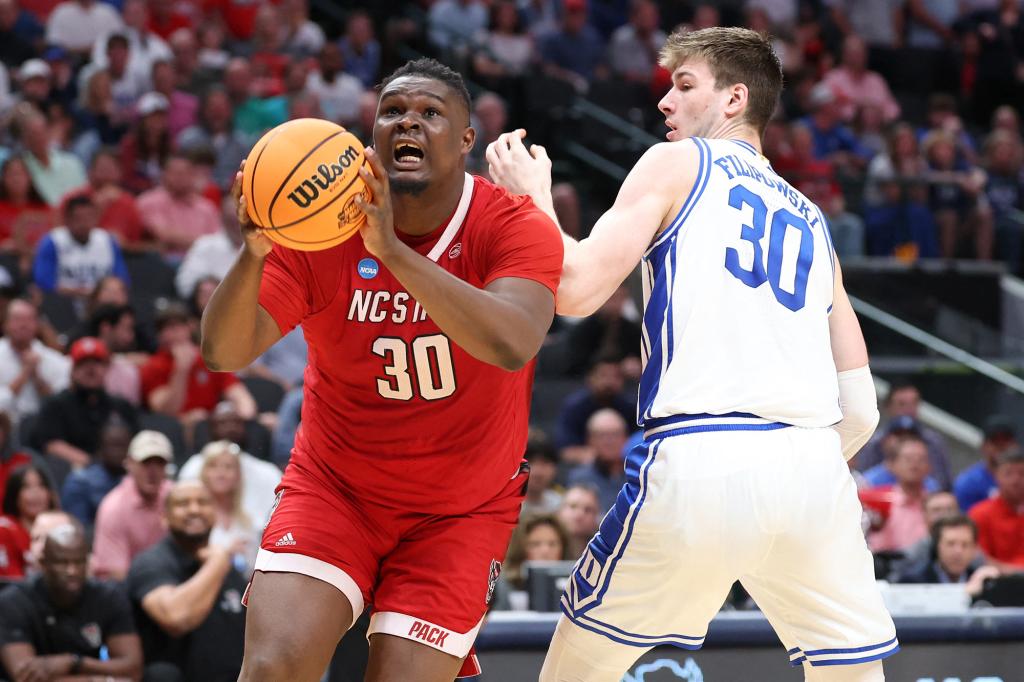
<box><xmin>33</xmin><ymin>197</ymin><xmax>130</xmax><ymax>295</ymax></box>
<box><xmin>566</xmin><ymin>408</ymin><xmax>629</xmax><ymax>513</ymax></box>
<box><xmin>60</xmin><ymin>416</ymin><xmax>131</xmax><ymax>529</ymax></box>
<box><xmin>338</xmin><ymin>11</ymin><xmax>380</xmax><ymax>88</ymax></box>
<box><xmin>864</xmin><ymin>188</ymin><xmax>940</xmax><ymax>259</ymax></box>
<box><xmin>954</xmin><ymin>462</ymin><xmax>997</xmax><ymax>513</ymax></box>
<box><xmin>428</xmin><ymin>0</ymin><xmax>488</xmax><ymax>52</ymax></box>
<box><xmin>863</xmin><ymin>462</ymin><xmax>940</xmax><ymax>492</ymax></box>
<box><xmin>61</xmin><ymin>462</ymin><xmax>122</xmax><ymax>528</ymax></box>
<box><xmin>856</xmin><ymin>406</ymin><xmax>953</xmax><ymax>491</ymax></box>
<box><xmin>538</xmin><ymin>0</ymin><xmax>606</xmax><ymax>83</ymax></box>
<box><xmin>554</xmin><ymin>358</ymin><xmax>634</xmax><ymax>452</ymax></box>
<box><xmin>954</xmin><ymin>416</ymin><xmax>1017</xmax><ymax>512</ymax></box>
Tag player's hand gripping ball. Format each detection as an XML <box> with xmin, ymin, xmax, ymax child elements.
<box><xmin>242</xmin><ymin>118</ymin><xmax>371</xmax><ymax>251</ymax></box>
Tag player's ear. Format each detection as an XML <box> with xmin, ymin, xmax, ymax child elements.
<box><xmin>724</xmin><ymin>83</ymin><xmax>748</xmax><ymax>120</ymax></box>
<box><xmin>462</xmin><ymin>125</ymin><xmax>476</xmax><ymax>154</ymax></box>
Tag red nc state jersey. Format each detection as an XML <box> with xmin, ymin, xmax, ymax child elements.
<box><xmin>258</xmin><ymin>174</ymin><xmax>563</xmax><ymax>514</ymax></box>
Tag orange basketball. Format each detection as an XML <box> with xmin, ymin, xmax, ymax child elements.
<box><xmin>242</xmin><ymin>118</ymin><xmax>370</xmax><ymax>251</ymax></box>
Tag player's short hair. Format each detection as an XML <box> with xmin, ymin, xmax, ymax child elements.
<box><xmin>380</xmin><ymin>58</ymin><xmax>472</xmax><ymax>121</ymax></box>
<box><xmin>931</xmin><ymin>515</ymin><xmax>977</xmax><ymax>549</ymax></box>
<box><xmin>658</xmin><ymin>26</ymin><xmax>782</xmax><ymax>134</ymax></box>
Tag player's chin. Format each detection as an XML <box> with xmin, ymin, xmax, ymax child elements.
<box><xmin>388</xmin><ymin>166</ymin><xmax>431</xmax><ymax>196</ymax></box>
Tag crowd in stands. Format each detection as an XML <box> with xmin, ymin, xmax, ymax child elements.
<box><xmin>0</xmin><ymin>0</ymin><xmax>1021</xmax><ymax>680</ymax></box>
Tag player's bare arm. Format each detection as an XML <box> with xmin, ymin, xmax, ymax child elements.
<box><xmin>200</xmin><ymin>167</ymin><xmax>283</xmax><ymax>372</ymax></box>
<box><xmin>487</xmin><ymin>130</ymin><xmax>699</xmax><ymax>317</ymax></box>
<box><xmin>355</xmin><ymin>146</ymin><xmax>554</xmax><ymax>371</ymax></box>
<box><xmin>829</xmin><ymin>257</ymin><xmax>880</xmax><ymax>459</ymax></box>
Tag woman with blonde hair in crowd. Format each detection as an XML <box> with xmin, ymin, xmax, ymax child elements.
<box><xmin>198</xmin><ymin>439</ymin><xmax>260</xmax><ymax>573</ymax></box>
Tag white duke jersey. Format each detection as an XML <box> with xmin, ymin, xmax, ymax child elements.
<box><xmin>638</xmin><ymin>137</ymin><xmax>842</xmax><ymax>434</ymax></box>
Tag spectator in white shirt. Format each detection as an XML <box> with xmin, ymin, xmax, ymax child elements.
<box><xmin>0</xmin><ymin>299</ymin><xmax>71</xmax><ymax>425</ymax></box>
<box><xmin>90</xmin><ymin>0</ymin><xmax>171</xmax><ymax>85</ymax></box>
<box><xmin>305</xmin><ymin>42</ymin><xmax>364</xmax><ymax>126</ymax></box>
<box><xmin>46</xmin><ymin>0</ymin><xmax>122</xmax><ymax>57</ymax></box>
<box><xmin>282</xmin><ymin>0</ymin><xmax>324</xmax><ymax>58</ymax></box>
<box><xmin>174</xmin><ymin>195</ymin><xmax>242</xmax><ymax>299</ymax></box>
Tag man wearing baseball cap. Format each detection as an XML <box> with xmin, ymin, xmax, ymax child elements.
<box><xmin>955</xmin><ymin>416</ymin><xmax>1020</xmax><ymax>513</ymax></box>
<box><xmin>90</xmin><ymin>430</ymin><xmax>173</xmax><ymax>581</ymax></box>
<box><xmin>30</xmin><ymin>337</ymin><xmax>137</xmax><ymax>477</ymax></box>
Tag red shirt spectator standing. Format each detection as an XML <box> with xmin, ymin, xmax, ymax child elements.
<box><xmin>141</xmin><ymin>304</ymin><xmax>255</xmax><ymax>428</ymax></box>
<box><xmin>969</xmin><ymin>449</ymin><xmax>1024</xmax><ymax>571</ymax></box>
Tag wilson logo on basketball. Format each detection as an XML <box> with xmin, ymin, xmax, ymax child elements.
<box><xmin>286</xmin><ymin>145</ymin><xmax>362</xmax><ymax>209</ymax></box>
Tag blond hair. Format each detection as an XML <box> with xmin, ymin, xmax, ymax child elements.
<box><xmin>659</xmin><ymin>26</ymin><xmax>782</xmax><ymax>134</ymax></box>
<box><xmin>199</xmin><ymin>440</ymin><xmax>251</xmax><ymax>529</ymax></box>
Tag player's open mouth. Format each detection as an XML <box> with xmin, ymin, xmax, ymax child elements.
<box><xmin>393</xmin><ymin>141</ymin><xmax>425</xmax><ymax>170</ymax></box>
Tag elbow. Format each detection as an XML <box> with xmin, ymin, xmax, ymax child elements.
<box><xmin>493</xmin><ymin>338</ymin><xmax>539</xmax><ymax>372</ymax></box>
<box><xmin>159</xmin><ymin>611</ymin><xmax>196</xmax><ymax>639</ymax></box>
<box><xmin>200</xmin><ymin>338</ymin><xmax>243</xmax><ymax>373</ymax></box>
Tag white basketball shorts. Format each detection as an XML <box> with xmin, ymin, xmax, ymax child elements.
<box><xmin>561</xmin><ymin>416</ymin><xmax>899</xmax><ymax>668</ymax></box>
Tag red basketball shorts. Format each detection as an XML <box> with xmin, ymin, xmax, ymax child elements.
<box><xmin>249</xmin><ymin>458</ymin><xmax>527</xmax><ymax>663</ymax></box>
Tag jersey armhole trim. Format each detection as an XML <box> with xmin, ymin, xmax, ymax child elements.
<box><xmin>645</xmin><ymin>137</ymin><xmax>712</xmax><ymax>257</ymax></box>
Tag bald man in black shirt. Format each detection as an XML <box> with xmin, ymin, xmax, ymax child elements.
<box><xmin>0</xmin><ymin>521</ymin><xmax>142</xmax><ymax>681</ymax></box>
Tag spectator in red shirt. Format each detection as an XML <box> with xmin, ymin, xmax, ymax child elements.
<box><xmin>969</xmin><ymin>449</ymin><xmax>1024</xmax><ymax>571</ymax></box>
<box><xmin>62</xmin><ymin>148</ymin><xmax>145</xmax><ymax>249</ymax></box>
<box><xmin>141</xmin><ymin>304</ymin><xmax>255</xmax><ymax>431</ymax></box>
<box><xmin>0</xmin><ymin>155</ymin><xmax>53</xmax><ymax>255</ymax></box>
<box><xmin>205</xmin><ymin>0</ymin><xmax>272</xmax><ymax>42</ymax></box>
<box><xmin>0</xmin><ymin>463</ymin><xmax>58</xmax><ymax>578</ymax></box>
<box><xmin>147</xmin><ymin>0</ymin><xmax>193</xmax><ymax>40</ymax></box>
<box><xmin>0</xmin><ymin>410</ymin><xmax>32</xmax><ymax>509</ymax></box>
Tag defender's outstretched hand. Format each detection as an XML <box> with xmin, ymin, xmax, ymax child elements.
<box><xmin>232</xmin><ymin>161</ymin><xmax>274</xmax><ymax>259</ymax></box>
<box><xmin>354</xmin><ymin>147</ymin><xmax>399</xmax><ymax>260</ymax></box>
<box><xmin>486</xmin><ymin>128</ymin><xmax>553</xmax><ymax>201</ymax></box>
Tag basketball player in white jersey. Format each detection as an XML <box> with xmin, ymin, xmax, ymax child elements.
<box><xmin>487</xmin><ymin>27</ymin><xmax>894</xmax><ymax>682</ymax></box>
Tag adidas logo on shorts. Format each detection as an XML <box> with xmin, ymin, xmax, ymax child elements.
<box><xmin>275</xmin><ymin>532</ymin><xmax>297</xmax><ymax>547</ymax></box>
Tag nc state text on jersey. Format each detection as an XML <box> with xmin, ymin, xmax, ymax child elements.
<box><xmin>347</xmin><ymin>289</ymin><xmax>429</xmax><ymax>324</ymax></box>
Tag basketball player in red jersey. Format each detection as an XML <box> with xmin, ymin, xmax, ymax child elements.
<box><xmin>201</xmin><ymin>59</ymin><xmax>563</xmax><ymax>681</ymax></box>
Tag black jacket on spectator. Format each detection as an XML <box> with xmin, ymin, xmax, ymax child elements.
<box><xmin>29</xmin><ymin>388</ymin><xmax>138</xmax><ymax>457</ymax></box>
<box><xmin>127</xmin><ymin>537</ymin><xmax>246</xmax><ymax>682</ymax></box>
<box><xmin>0</xmin><ymin>576</ymin><xmax>135</xmax><ymax>666</ymax></box>
<box><xmin>897</xmin><ymin>561</ymin><xmax>980</xmax><ymax>585</ymax></box>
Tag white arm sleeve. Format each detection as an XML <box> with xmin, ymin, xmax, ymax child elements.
<box><xmin>833</xmin><ymin>364</ymin><xmax>880</xmax><ymax>461</ymax></box>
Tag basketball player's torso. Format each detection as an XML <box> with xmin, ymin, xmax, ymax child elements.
<box><xmin>290</xmin><ymin>174</ymin><xmax>536</xmax><ymax>512</ymax></box>
<box><xmin>639</xmin><ymin>137</ymin><xmax>841</xmax><ymax>430</ymax></box>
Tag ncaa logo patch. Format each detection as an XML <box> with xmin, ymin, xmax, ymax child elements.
<box><xmin>448</xmin><ymin>242</ymin><xmax>462</xmax><ymax>259</ymax></box>
<box><xmin>358</xmin><ymin>258</ymin><xmax>379</xmax><ymax>279</ymax></box>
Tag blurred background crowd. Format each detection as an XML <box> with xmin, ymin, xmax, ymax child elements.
<box><xmin>0</xmin><ymin>0</ymin><xmax>1023</xmax><ymax>680</ymax></box>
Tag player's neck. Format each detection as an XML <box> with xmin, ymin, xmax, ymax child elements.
<box><xmin>705</xmin><ymin>121</ymin><xmax>762</xmax><ymax>154</ymax></box>
<box><xmin>392</xmin><ymin>173</ymin><xmax>467</xmax><ymax>237</ymax></box>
